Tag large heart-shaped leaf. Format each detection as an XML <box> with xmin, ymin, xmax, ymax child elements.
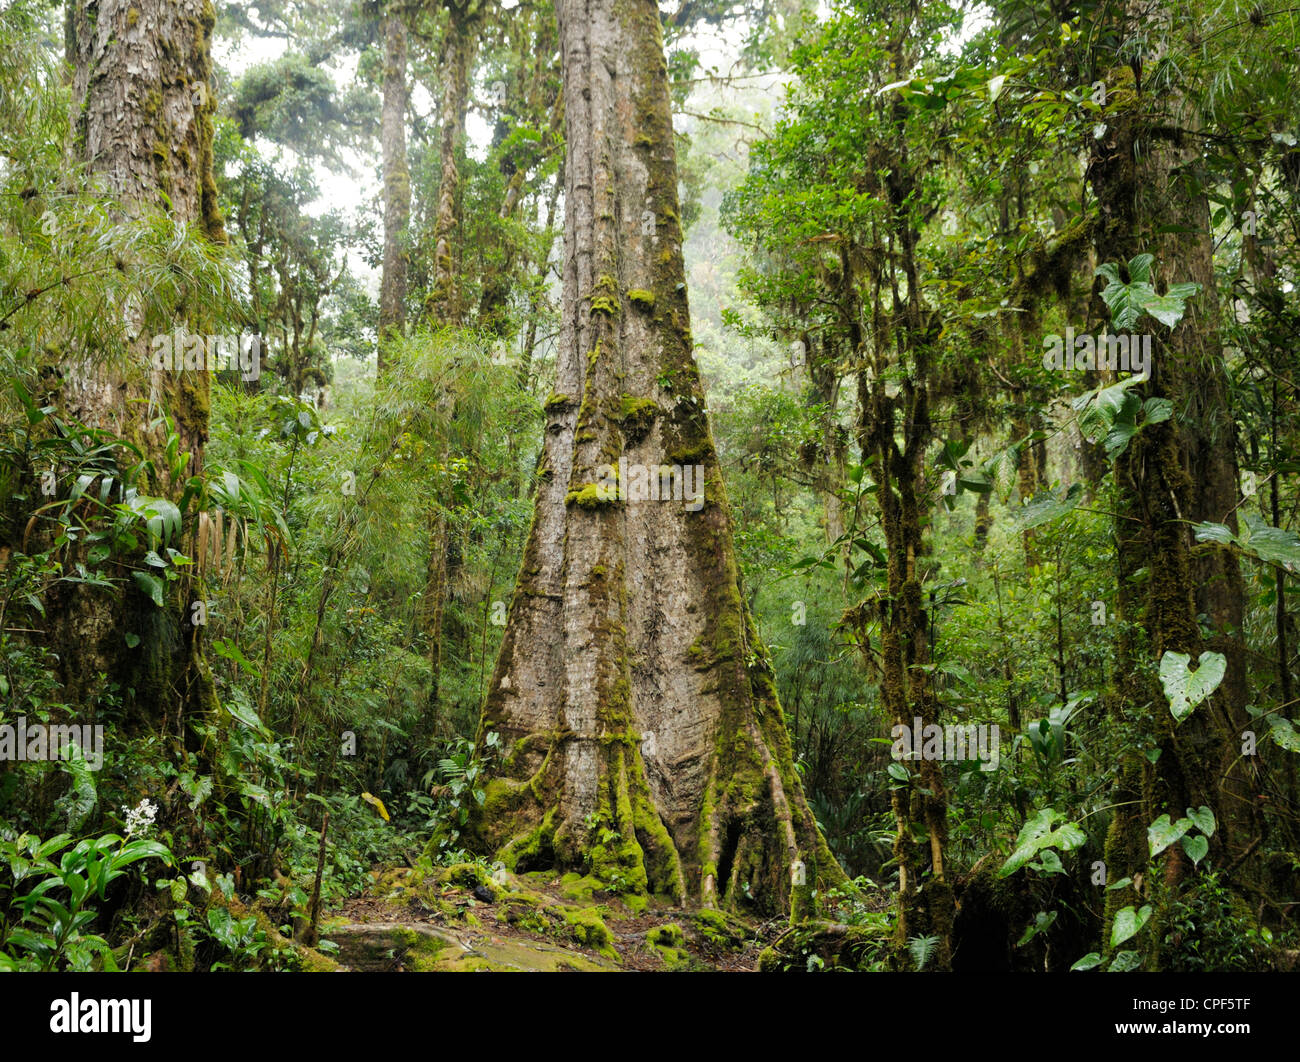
<box><xmin>1159</xmin><ymin>650</ymin><xmax>1227</xmax><ymax>723</ymax></box>
<box><xmin>1181</xmin><ymin>834</ymin><xmax>1209</xmax><ymax>865</ymax></box>
<box><xmin>1185</xmin><ymin>806</ymin><xmax>1216</xmax><ymax>837</ymax></box>
<box><xmin>1148</xmin><ymin>813</ymin><xmax>1192</xmax><ymax>857</ymax></box>
<box><xmin>1111</xmin><ymin>904</ymin><xmax>1152</xmax><ymax>948</ymax></box>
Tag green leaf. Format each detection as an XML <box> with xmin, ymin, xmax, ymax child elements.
<box><xmin>1017</xmin><ymin>483</ymin><xmax>1083</xmax><ymax>529</ymax></box>
<box><xmin>1185</xmin><ymin>806</ymin><xmax>1215</xmax><ymax>837</ymax></box>
<box><xmin>1239</xmin><ymin>516</ymin><xmax>1300</xmax><ymax>570</ymax></box>
<box><xmin>1141</xmin><ymin>397</ymin><xmax>1172</xmax><ymax>425</ymax></box>
<box><xmin>1181</xmin><ymin>834</ymin><xmax>1209</xmax><ymax>865</ymax></box>
<box><xmin>1073</xmin><ymin>376</ymin><xmax>1145</xmax><ymax>443</ymax></box>
<box><xmin>224</xmin><ymin>697</ymin><xmax>270</xmax><ymax>735</ymax></box>
<box><xmin>1193</xmin><ymin>521</ymin><xmax>1237</xmax><ymax>546</ymax></box>
<box><xmin>131</xmin><ymin>571</ymin><xmax>165</xmax><ymax>608</ymax></box>
<box><xmin>1148</xmin><ymin>814</ymin><xmax>1192</xmax><ymax>857</ymax></box>
<box><xmin>1110</xmin><ymin>904</ymin><xmax>1152</xmax><ymax>947</ymax></box>
<box><xmin>1071</xmin><ymin>952</ymin><xmax>1104</xmax><ymax>971</ymax></box>
<box><xmin>887</xmin><ymin>762</ymin><xmax>910</xmax><ymax>782</ymax></box>
<box><xmin>1268</xmin><ymin>716</ymin><xmax>1300</xmax><ymax>753</ymax></box>
<box><xmin>998</xmin><ymin>808</ymin><xmax>1087</xmax><ymax>877</ymax></box>
<box><xmin>1143</xmin><ymin>284</ymin><xmax>1201</xmax><ymax>328</ymax></box>
<box><xmin>1108</xmin><ymin>950</ymin><xmax>1143</xmax><ymax>972</ymax></box>
<box><xmin>1015</xmin><ymin>910</ymin><xmax>1057</xmax><ymax>946</ymax></box>
<box><xmin>211</xmin><ymin>638</ymin><xmax>262</xmax><ymax>679</ymax></box>
<box><xmin>1159</xmin><ymin>650</ymin><xmax>1227</xmax><ymax>723</ymax></box>
<box><xmin>1127</xmin><ymin>253</ymin><xmax>1154</xmax><ymax>283</ymax></box>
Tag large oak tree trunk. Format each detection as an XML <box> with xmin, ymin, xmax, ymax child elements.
<box><xmin>473</xmin><ymin>0</ymin><xmax>840</xmax><ymax>916</ymax></box>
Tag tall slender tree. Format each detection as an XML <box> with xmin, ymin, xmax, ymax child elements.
<box><xmin>378</xmin><ymin>0</ymin><xmax>411</xmax><ymax>380</ymax></box>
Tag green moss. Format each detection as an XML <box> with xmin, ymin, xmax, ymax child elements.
<box><xmin>646</xmin><ymin>923</ymin><xmax>690</xmax><ymax>967</ymax></box>
<box><xmin>563</xmin><ymin>906</ymin><xmax>618</xmax><ymax>959</ymax></box>
<box><xmin>558</xmin><ymin>871</ymin><xmax>602</xmax><ymax>903</ymax></box>
<box><xmin>618</xmin><ymin>394</ymin><xmax>659</xmax><ymax>419</ymax></box>
<box><xmin>404</xmin><ymin>932</ymin><xmax>448</xmax><ymax>971</ymax></box>
<box><xmin>588</xmin><ymin>273</ymin><xmax>620</xmax><ymax>317</ymax></box>
<box><xmin>498</xmin><ymin>804</ymin><xmax>558</xmax><ymax>872</ymax></box>
<box><xmin>565</xmin><ymin>482</ymin><xmax>616</xmax><ymax>509</ymax></box>
<box><xmin>441</xmin><ymin>862</ymin><xmax>491</xmax><ymax>890</ymax></box>
<box><xmin>627</xmin><ymin>288</ymin><xmax>655</xmax><ymax>309</ymax></box>
<box><xmin>647</xmin><ymin>923</ymin><xmax>684</xmax><ymax>948</ymax></box>
<box><xmin>689</xmin><ymin>907</ymin><xmax>750</xmax><ymax>950</ymax></box>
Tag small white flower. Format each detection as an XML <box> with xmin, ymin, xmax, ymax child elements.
<box><xmin>122</xmin><ymin>798</ymin><xmax>159</xmax><ymax>837</ymax></box>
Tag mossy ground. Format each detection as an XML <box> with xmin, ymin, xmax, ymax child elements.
<box><xmin>323</xmin><ymin>859</ymin><xmax>794</xmax><ymax>971</ymax></box>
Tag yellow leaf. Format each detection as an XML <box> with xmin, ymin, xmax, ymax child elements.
<box><xmin>361</xmin><ymin>792</ymin><xmax>390</xmax><ymax>822</ymax></box>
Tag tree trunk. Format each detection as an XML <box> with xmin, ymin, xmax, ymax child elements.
<box><xmin>1089</xmin><ymin>2</ymin><xmax>1259</xmax><ymax>957</ymax></box>
<box><xmin>378</xmin><ymin>0</ymin><xmax>410</xmax><ymax>379</ymax></box>
<box><xmin>49</xmin><ymin>0</ymin><xmax>224</xmax><ymax>727</ymax></box>
<box><xmin>425</xmin><ymin>0</ymin><xmax>481</xmax><ymax>325</ymax></box>
<box><xmin>473</xmin><ymin>0</ymin><xmax>840</xmax><ymax>916</ymax></box>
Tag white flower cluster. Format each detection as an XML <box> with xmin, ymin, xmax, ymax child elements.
<box><xmin>122</xmin><ymin>798</ymin><xmax>159</xmax><ymax>837</ymax></box>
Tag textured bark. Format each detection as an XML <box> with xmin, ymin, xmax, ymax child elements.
<box><xmin>473</xmin><ymin>0</ymin><xmax>840</xmax><ymax>916</ymax></box>
<box><xmin>1090</xmin><ymin>0</ymin><xmax>1259</xmax><ymax>956</ymax></box>
<box><xmin>47</xmin><ymin>0</ymin><xmax>224</xmax><ymax>724</ymax></box>
<box><xmin>476</xmin><ymin>10</ymin><xmax>562</xmax><ymax>337</ymax></box>
<box><xmin>424</xmin><ymin>0</ymin><xmax>481</xmax><ymax>325</ymax></box>
<box><xmin>378</xmin><ymin>1</ymin><xmax>410</xmax><ymax>379</ymax></box>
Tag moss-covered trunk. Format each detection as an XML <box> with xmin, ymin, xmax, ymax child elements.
<box><xmin>1088</xmin><ymin>4</ymin><xmax>1259</xmax><ymax>961</ymax></box>
<box><xmin>45</xmin><ymin>0</ymin><xmax>224</xmax><ymax>729</ymax></box>
<box><xmin>424</xmin><ymin>0</ymin><xmax>480</xmax><ymax>325</ymax></box>
<box><xmin>378</xmin><ymin>0</ymin><xmax>410</xmax><ymax>380</ymax></box>
<box><xmin>471</xmin><ymin>0</ymin><xmax>841</xmax><ymax>917</ymax></box>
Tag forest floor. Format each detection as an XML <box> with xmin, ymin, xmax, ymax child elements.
<box><xmin>323</xmin><ymin>862</ymin><xmax>774</xmax><ymax>971</ymax></box>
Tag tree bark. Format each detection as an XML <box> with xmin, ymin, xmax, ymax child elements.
<box><xmin>49</xmin><ymin>0</ymin><xmax>225</xmax><ymax>728</ymax></box>
<box><xmin>1089</xmin><ymin>0</ymin><xmax>1259</xmax><ymax>957</ymax></box>
<box><xmin>378</xmin><ymin>0</ymin><xmax>410</xmax><ymax>379</ymax></box>
<box><xmin>424</xmin><ymin>0</ymin><xmax>481</xmax><ymax>325</ymax></box>
<box><xmin>473</xmin><ymin>0</ymin><xmax>840</xmax><ymax>916</ymax></box>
